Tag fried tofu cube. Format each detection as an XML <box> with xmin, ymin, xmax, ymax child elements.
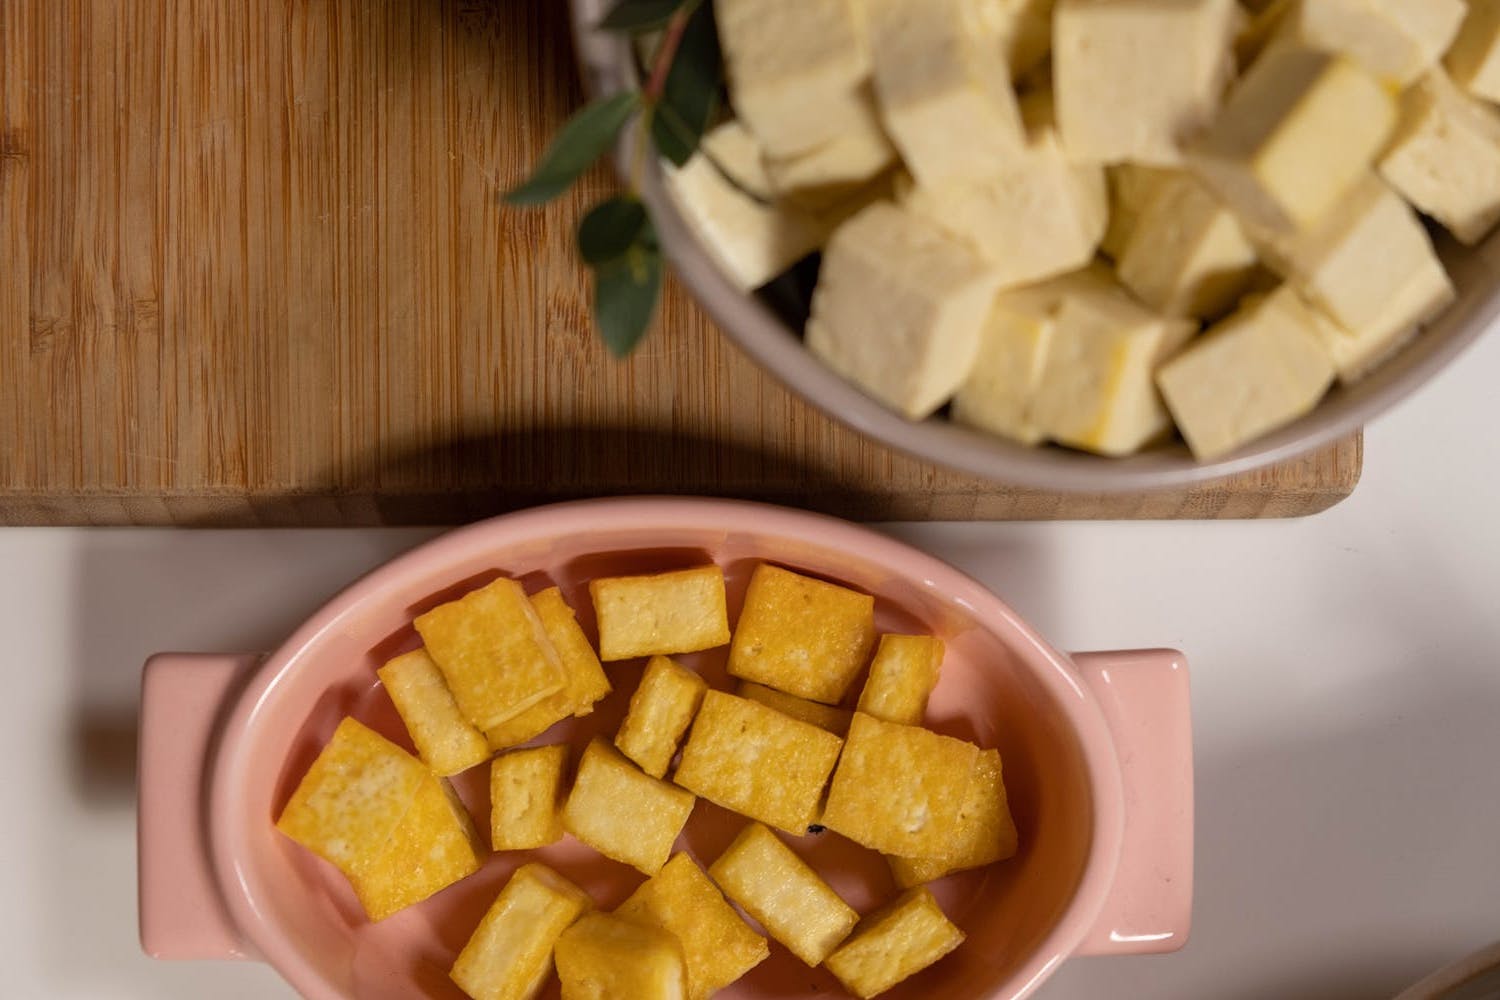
<box><xmin>824</xmin><ymin>888</ymin><xmax>966</xmax><ymax>999</ymax></box>
<box><xmin>555</xmin><ymin>912</ymin><xmax>687</xmax><ymax>1000</ymax></box>
<box><xmin>1264</xmin><ymin>0</ymin><xmax>1465</xmax><ymax>87</ymax></box>
<box><xmin>590</xmin><ymin>566</ymin><xmax>731</xmax><ymax>662</ymax></box>
<box><xmin>708</xmin><ymin>822</ymin><xmax>859</xmax><ymax>967</ymax></box>
<box><xmin>490</xmin><ymin>744</ymin><xmax>569</xmax><ymax>851</ymax></box>
<box><xmin>450</xmin><ymin>862</ymin><xmax>594</xmax><ymax>1000</ymax></box>
<box><xmin>888</xmin><ymin>748</ymin><xmax>1020</xmax><ymax>888</ymax></box>
<box><xmin>616</xmin><ymin>853</ymin><xmax>769</xmax><ymax>1000</ymax></box>
<box><xmin>737</xmin><ymin>681</ymin><xmax>853</xmax><ymax>736</ymax></box>
<box><xmin>351</xmin><ymin>773</ymin><xmax>484</xmax><ymax>921</ymax></box>
<box><xmin>416</xmin><ymin>578</ymin><xmax>566</xmax><ymax>731</ymax></box>
<box><xmin>1119</xmin><ymin>173</ymin><xmax>1259</xmax><ymax>319</ymax></box>
<box><xmin>378</xmin><ymin>648</ymin><xmax>490</xmax><ymax>776</ymax></box>
<box><xmin>727</xmin><ymin>563</ymin><xmax>876</xmax><ymax>705</ymax></box>
<box><xmin>615</xmin><ymin>656</ymin><xmax>710</xmax><ymax>779</ymax></box>
<box><xmin>1447</xmin><ymin>0</ymin><xmax>1500</xmax><ymax>103</ymax></box>
<box><xmin>562</xmin><ymin>739</ymin><xmax>696</xmax><ymax>876</ymax></box>
<box><xmin>856</xmin><ymin>635</ymin><xmax>944</xmax><ymax>726</ymax></box>
<box><xmin>674</xmin><ymin>691</ymin><xmax>845</xmax><ymax>836</ymax></box>
<box><xmin>822</xmin><ymin>713</ymin><xmax>980</xmax><ymax>858</ymax></box>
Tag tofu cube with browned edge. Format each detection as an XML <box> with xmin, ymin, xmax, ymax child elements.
<box><xmin>616</xmin><ymin>853</ymin><xmax>769</xmax><ymax>1000</ymax></box>
<box><xmin>416</xmin><ymin>577</ymin><xmax>566</xmax><ymax>731</ymax></box>
<box><xmin>378</xmin><ymin>648</ymin><xmax>491</xmax><ymax>776</ymax></box>
<box><xmin>352</xmin><ymin>772</ymin><xmax>483</xmax><ymax>921</ymax></box>
<box><xmin>708</xmin><ymin>822</ymin><xmax>860</xmax><ymax>967</ymax></box>
<box><xmin>615</xmin><ymin>655</ymin><xmax>710</xmax><ymax>778</ymax></box>
<box><xmin>1448</xmin><ymin>0</ymin><xmax>1500</xmax><ymax>103</ymax></box>
<box><xmin>1119</xmin><ymin>173</ymin><xmax>1259</xmax><ymax>319</ymax></box>
<box><xmin>590</xmin><ymin>566</ymin><xmax>731</xmax><ymax>662</ymax></box>
<box><xmin>487</xmin><ymin>587</ymin><xmax>613</xmax><ymax>751</ymax></box>
<box><xmin>822</xmin><ymin>713</ymin><xmax>980</xmax><ymax>858</ymax></box>
<box><xmin>491</xmin><ymin>744</ymin><xmax>569</xmax><ymax>851</ymax></box>
<box><xmin>737</xmin><ymin>681</ymin><xmax>853</xmax><ymax>735</ymax></box>
<box><xmin>1262</xmin><ymin>0</ymin><xmax>1465</xmax><ymax>87</ymax></box>
<box><xmin>674</xmin><ymin>691</ymin><xmax>845</xmax><ymax>835</ymax></box>
<box><xmin>555</xmin><ymin>911</ymin><xmax>687</xmax><ymax>1000</ymax></box>
<box><xmin>450</xmin><ymin>862</ymin><xmax>593</xmax><ymax>1000</ymax></box>
<box><xmin>856</xmin><ymin>635</ymin><xmax>944</xmax><ymax>726</ymax></box>
<box><xmin>889</xmin><ymin>748</ymin><xmax>1020</xmax><ymax>888</ymax></box>
<box><xmin>562</xmin><ymin>739</ymin><xmax>696</xmax><ymax>876</ymax></box>
<box><xmin>824</xmin><ymin>888</ymin><xmax>967</xmax><ymax>999</ymax></box>
<box><xmin>727</xmin><ymin>563</ymin><xmax>876</xmax><ymax>705</ymax></box>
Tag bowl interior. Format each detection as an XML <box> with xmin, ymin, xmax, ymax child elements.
<box><xmin>223</xmin><ymin>508</ymin><xmax>1098</xmax><ymax>999</ymax></box>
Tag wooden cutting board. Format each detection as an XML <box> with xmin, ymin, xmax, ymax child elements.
<box><xmin>0</xmin><ymin>0</ymin><xmax>1360</xmax><ymax>526</ymax></box>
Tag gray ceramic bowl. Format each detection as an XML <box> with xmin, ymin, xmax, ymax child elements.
<box><xmin>569</xmin><ymin>1</ymin><xmax>1500</xmax><ymax>492</ymax></box>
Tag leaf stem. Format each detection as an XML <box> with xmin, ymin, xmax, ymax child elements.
<box><xmin>643</xmin><ymin>0</ymin><xmax>701</xmax><ymax>103</ymax></box>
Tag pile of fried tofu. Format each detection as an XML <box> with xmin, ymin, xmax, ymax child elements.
<box><xmin>276</xmin><ymin>562</ymin><xmax>1018</xmax><ymax>1000</ymax></box>
<box><xmin>669</xmin><ymin>0</ymin><xmax>1500</xmax><ymax>460</ymax></box>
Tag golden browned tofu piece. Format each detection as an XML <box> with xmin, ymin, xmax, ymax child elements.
<box><xmin>727</xmin><ymin>564</ymin><xmax>876</xmax><ymax>704</ymax></box>
<box><xmin>561</xmin><ymin>739</ymin><xmax>696</xmax><ymax>876</ymax></box>
<box><xmin>888</xmin><ymin>748</ymin><xmax>1019</xmax><ymax>888</ymax></box>
<box><xmin>491</xmin><ymin>744</ymin><xmax>569</xmax><ymax>851</ymax></box>
<box><xmin>485</xmin><ymin>587</ymin><xmax>614</xmax><ymax>751</ymax></box>
<box><xmin>673</xmin><ymin>691</ymin><xmax>844</xmax><ymax>835</ymax></box>
<box><xmin>737</xmin><ymin>681</ymin><xmax>853</xmax><ymax>735</ymax></box>
<box><xmin>378</xmin><ymin>648</ymin><xmax>491</xmax><ymax>776</ymax></box>
<box><xmin>416</xmin><ymin>577</ymin><xmax>566</xmax><ymax>731</ymax></box>
<box><xmin>590</xmin><ymin>566</ymin><xmax>731</xmax><ymax>661</ymax></box>
<box><xmin>824</xmin><ymin>887</ymin><xmax>966</xmax><ymax>998</ymax></box>
<box><xmin>616</xmin><ymin>853</ymin><xmax>769</xmax><ymax>1000</ymax></box>
<box><xmin>450</xmin><ymin>862</ymin><xmax>594</xmax><ymax>1000</ymax></box>
<box><xmin>351</xmin><ymin>773</ymin><xmax>484</xmax><ymax>921</ymax></box>
<box><xmin>821</xmin><ymin>713</ymin><xmax>980</xmax><ymax>858</ymax></box>
<box><xmin>615</xmin><ymin>656</ymin><xmax>709</xmax><ymax>778</ymax></box>
<box><xmin>555</xmin><ymin>911</ymin><xmax>687</xmax><ymax>1000</ymax></box>
<box><xmin>856</xmin><ymin>635</ymin><xmax>944</xmax><ymax>726</ymax></box>
<box><xmin>709</xmin><ymin>822</ymin><xmax>859</xmax><ymax>967</ymax></box>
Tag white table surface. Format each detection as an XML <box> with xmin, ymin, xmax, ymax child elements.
<box><xmin>3</xmin><ymin>329</ymin><xmax>1497</xmax><ymax>1000</ymax></box>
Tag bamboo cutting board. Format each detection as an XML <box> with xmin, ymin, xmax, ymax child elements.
<box><xmin>0</xmin><ymin>0</ymin><xmax>1360</xmax><ymax>526</ymax></box>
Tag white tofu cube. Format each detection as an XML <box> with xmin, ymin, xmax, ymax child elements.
<box><xmin>762</xmin><ymin>102</ymin><xmax>897</xmax><ymax>209</ymax></box>
<box><xmin>1119</xmin><ymin>173</ymin><xmax>1259</xmax><ymax>319</ymax></box>
<box><xmin>1447</xmin><ymin>0</ymin><xmax>1500</xmax><ymax>104</ymax></box>
<box><xmin>807</xmin><ymin>202</ymin><xmax>999</xmax><ymax>419</ymax></box>
<box><xmin>1101</xmin><ymin>164</ymin><xmax>1176</xmax><ymax>260</ymax></box>
<box><xmin>1260</xmin><ymin>0</ymin><xmax>1465</xmax><ymax>86</ymax></box>
<box><xmin>975</xmin><ymin>0</ymin><xmax>1056</xmax><ymax>82</ymax></box>
<box><xmin>1157</xmin><ymin>287</ymin><xmax>1336</xmax><ymax>459</ymax></box>
<box><xmin>1054</xmin><ymin>0</ymin><xmax>1239</xmax><ymax>165</ymax></box>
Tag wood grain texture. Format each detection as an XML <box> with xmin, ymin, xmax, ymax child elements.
<box><xmin>0</xmin><ymin>0</ymin><xmax>1361</xmax><ymax>526</ymax></box>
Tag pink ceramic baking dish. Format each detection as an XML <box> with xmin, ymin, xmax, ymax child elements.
<box><xmin>138</xmin><ymin>498</ymin><xmax>1193</xmax><ymax>1000</ymax></box>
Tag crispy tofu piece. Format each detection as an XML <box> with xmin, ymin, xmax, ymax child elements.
<box><xmin>555</xmin><ymin>912</ymin><xmax>687</xmax><ymax>1000</ymax></box>
<box><xmin>822</xmin><ymin>713</ymin><xmax>981</xmax><ymax>859</ymax></box>
<box><xmin>1261</xmin><ymin>0</ymin><xmax>1465</xmax><ymax>87</ymax></box>
<box><xmin>416</xmin><ymin>577</ymin><xmax>566</xmax><ymax>731</ymax></box>
<box><xmin>450</xmin><ymin>862</ymin><xmax>594</xmax><ymax>1000</ymax></box>
<box><xmin>737</xmin><ymin>681</ymin><xmax>853</xmax><ymax>736</ymax></box>
<box><xmin>856</xmin><ymin>635</ymin><xmax>944</xmax><ymax>726</ymax></box>
<box><xmin>1101</xmin><ymin>164</ymin><xmax>1175</xmax><ymax>260</ymax></box>
<box><xmin>562</xmin><ymin>739</ymin><xmax>696</xmax><ymax>876</ymax></box>
<box><xmin>824</xmin><ymin>888</ymin><xmax>967</xmax><ymax>999</ymax></box>
<box><xmin>615</xmin><ymin>656</ymin><xmax>710</xmax><ymax>779</ymax></box>
<box><xmin>674</xmin><ymin>691</ymin><xmax>845</xmax><ymax>835</ymax></box>
<box><xmin>727</xmin><ymin>563</ymin><xmax>876</xmax><ymax>705</ymax></box>
<box><xmin>1119</xmin><ymin>173</ymin><xmax>1259</xmax><ymax>319</ymax></box>
<box><xmin>708</xmin><ymin>822</ymin><xmax>859</xmax><ymax>967</ymax></box>
<box><xmin>616</xmin><ymin>853</ymin><xmax>769</xmax><ymax>1000</ymax></box>
<box><xmin>1447</xmin><ymin>0</ymin><xmax>1500</xmax><ymax>103</ymax></box>
<box><xmin>352</xmin><ymin>773</ymin><xmax>484</xmax><ymax>921</ymax></box>
<box><xmin>888</xmin><ymin>748</ymin><xmax>1020</xmax><ymax>888</ymax></box>
<box><xmin>490</xmin><ymin>744</ymin><xmax>569</xmax><ymax>851</ymax></box>
<box><xmin>590</xmin><ymin>566</ymin><xmax>731</xmax><ymax>662</ymax></box>
<box><xmin>378</xmin><ymin>649</ymin><xmax>490</xmax><ymax>776</ymax></box>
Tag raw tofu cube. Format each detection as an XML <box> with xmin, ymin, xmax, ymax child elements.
<box><xmin>737</xmin><ymin>681</ymin><xmax>853</xmax><ymax>735</ymax></box>
<box><xmin>889</xmin><ymin>748</ymin><xmax>1020</xmax><ymax>888</ymax></box>
<box><xmin>450</xmin><ymin>862</ymin><xmax>594</xmax><ymax>1000</ymax></box>
<box><xmin>807</xmin><ymin>202</ymin><xmax>999</xmax><ymax>420</ymax></box>
<box><xmin>708</xmin><ymin>822</ymin><xmax>859</xmax><ymax>966</ymax></box>
<box><xmin>378</xmin><ymin>649</ymin><xmax>490</xmax><ymax>776</ymax></box>
<box><xmin>856</xmin><ymin>635</ymin><xmax>944</xmax><ymax>726</ymax></box>
<box><xmin>1031</xmin><ymin>277</ymin><xmax>1197</xmax><ymax>457</ymax></box>
<box><xmin>1188</xmin><ymin>44</ymin><xmax>1396</xmax><ymax>234</ymax></box>
<box><xmin>674</xmin><ymin>690</ymin><xmax>845</xmax><ymax>835</ymax></box>
<box><xmin>1261</xmin><ymin>0</ymin><xmax>1465</xmax><ymax>87</ymax></box>
<box><xmin>1157</xmin><ymin>287</ymin><xmax>1337</xmax><ymax>459</ymax></box>
<box><xmin>590</xmin><ymin>566</ymin><xmax>731</xmax><ymax>662</ymax></box>
<box><xmin>555</xmin><ymin>912</ymin><xmax>686</xmax><ymax>1000</ymax></box>
<box><xmin>762</xmin><ymin>101</ymin><xmax>898</xmax><ymax>209</ymax></box>
<box><xmin>416</xmin><ymin>577</ymin><xmax>566</xmax><ymax>731</ymax></box>
<box><xmin>561</xmin><ymin>739</ymin><xmax>696</xmax><ymax>876</ymax></box>
<box><xmin>1101</xmin><ymin>164</ymin><xmax>1175</xmax><ymax>260</ymax></box>
<box><xmin>1054</xmin><ymin>0</ymin><xmax>1239</xmax><ymax>165</ymax></box>
<box><xmin>824</xmin><ymin>888</ymin><xmax>966</xmax><ymax>999</ymax></box>
<box><xmin>490</xmin><ymin>744</ymin><xmax>569</xmax><ymax>851</ymax></box>
<box><xmin>727</xmin><ymin>563</ymin><xmax>876</xmax><ymax>705</ymax></box>
<box><xmin>616</xmin><ymin>853</ymin><xmax>769</xmax><ymax>1000</ymax></box>
<box><xmin>1119</xmin><ymin>173</ymin><xmax>1259</xmax><ymax>318</ymax></box>
<box><xmin>1380</xmin><ymin>72</ymin><xmax>1500</xmax><ymax>245</ymax></box>
<box><xmin>821</xmin><ymin>713</ymin><xmax>980</xmax><ymax>858</ymax></box>
<box><xmin>615</xmin><ymin>655</ymin><xmax>710</xmax><ymax>778</ymax></box>
<box><xmin>975</xmin><ymin>0</ymin><xmax>1056</xmax><ymax>81</ymax></box>
<box><xmin>1447</xmin><ymin>0</ymin><xmax>1500</xmax><ymax>103</ymax></box>
<box><xmin>352</xmin><ymin>773</ymin><xmax>483</xmax><ymax>921</ymax></box>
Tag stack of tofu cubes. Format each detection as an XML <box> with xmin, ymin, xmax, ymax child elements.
<box><xmin>669</xmin><ymin>0</ymin><xmax>1500</xmax><ymax>460</ymax></box>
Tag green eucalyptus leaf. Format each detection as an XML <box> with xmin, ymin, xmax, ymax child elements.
<box><xmin>650</xmin><ymin>2</ymin><xmax>721</xmax><ymax>166</ymax></box>
<box><xmin>578</xmin><ymin>196</ymin><xmax>649</xmax><ymax>265</ymax></box>
<box><xmin>505</xmin><ymin>91</ymin><xmax>641</xmax><ymax>206</ymax></box>
<box><xmin>600</xmin><ymin>0</ymin><xmax>687</xmax><ymax>33</ymax></box>
<box><xmin>593</xmin><ymin>236</ymin><xmax>663</xmax><ymax>357</ymax></box>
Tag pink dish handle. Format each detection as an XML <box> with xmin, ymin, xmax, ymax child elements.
<box><xmin>1072</xmin><ymin>648</ymin><xmax>1194</xmax><ymax>957</ymax></box>
<box><xmin>138</xmin><ymin>652</ymin><xmax>262</xmax><ymax>961</ymax></box>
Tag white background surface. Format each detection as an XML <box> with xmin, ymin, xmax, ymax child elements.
<box><xmin>1</xmin><ymin>329</ymin><xmax>1497</xmax><ymax>1000</ymax></box>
